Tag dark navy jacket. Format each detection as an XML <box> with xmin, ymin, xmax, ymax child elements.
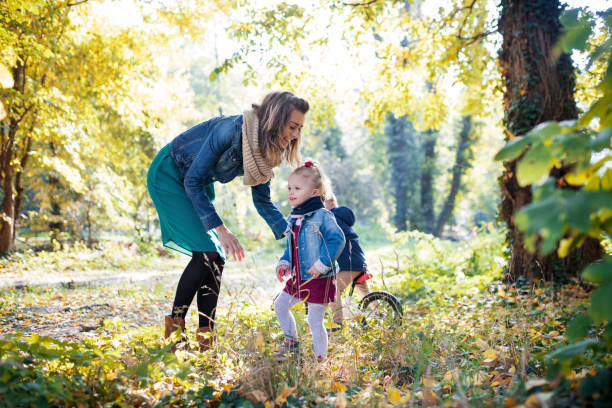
<box><xmin>330</xmin><ymin>206</ymin><xmax>367</xmax><ymax>271</ymax></box>
<box><xmin>169</xmin><ymin>114</ymin><xmax>287</xmax><ymax>239</ymax></box>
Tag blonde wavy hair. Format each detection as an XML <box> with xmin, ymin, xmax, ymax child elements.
<box><xmin>291</xmin><ymin>160</ymin><xmax>333</xmax><ymax>200</ymax></box>
<box><xmin>252</xmin><ymin>91</ymin><xmax>309</xmax><ymax>168</ymax></box>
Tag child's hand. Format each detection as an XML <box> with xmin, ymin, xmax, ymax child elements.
<box><xmin>307</xmin><ymin>266</ymin><xmax>322</xmax><ymax>279</ymax></box>
<box><xmin>276</xmin><ymin>265</ymin><xmax>290</xmax><ymax>282</ymax></box>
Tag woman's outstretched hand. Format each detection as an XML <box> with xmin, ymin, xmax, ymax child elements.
<box><xmin>215</xmin><ymin>224</ymin><xmax>245</xmax><ymax>261</ymax></box>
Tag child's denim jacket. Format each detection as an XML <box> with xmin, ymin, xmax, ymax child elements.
<box><xmin>279</xmin><ymin>208</ymin><xmax>345</xmax><ymax>280</ymax></box>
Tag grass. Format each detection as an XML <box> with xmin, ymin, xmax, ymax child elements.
<box><xmin>0</xmin><ymin>230</ymin><xmax>605</xmax><ymax>407</ymax></box>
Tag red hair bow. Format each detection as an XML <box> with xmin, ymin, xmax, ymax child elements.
<box><xmin>304</xmin><ymin>161</ymin><xmax>313</xmax><ymax>167</ymax></box>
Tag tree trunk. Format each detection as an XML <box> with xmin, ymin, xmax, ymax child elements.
<box><xmin>435</xmin><ymin>115</ymin><xmax>472</xmax><ymax>237</ymax></box>
<box><xmin>0</xmin><ymin>121</ymin><xmax>16</xmax><ymax>253</ymax></box>
<box><xmin>420</xmin><ymin>130</ymin><xmax>435</xmax><ymax>234</ymax></box>
<box><xmin>0</xmin><ymin>60</ymin><xmax>27</xmax><ymax>253</ymax></box>
<box><xmin>388</xmin><ymin>113</ymin><xmax>408</xmax><ymax>231</ymax></box>
<box><xmin>498</xmin><ymin>0</ymin><xmax>603</xmax><ymax>281</ymax></box>
<box><xmin>13</xmin><ymin>136</ymin><xmax>32</xmax><ymax>244</ymax></box>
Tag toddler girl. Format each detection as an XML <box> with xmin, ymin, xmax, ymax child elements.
<box><xmin>274</xmin><ymin>161</ymin><xmax>345</xmax><ymax>360</ymax></box>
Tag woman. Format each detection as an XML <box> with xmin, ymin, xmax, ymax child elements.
<box><xmin>147</xmin><ymin>91</ymin><xmax>309</xmax><ymax>351</ymax></box>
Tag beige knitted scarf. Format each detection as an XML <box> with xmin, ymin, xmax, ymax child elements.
<box><xmin>242</xmin><ymin>109</ymin><xmax>274</xmax><ymax>186</ymax></box>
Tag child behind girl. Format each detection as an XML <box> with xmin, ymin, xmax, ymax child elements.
<box><xmin>274</xmin><ymin>161</ymin><xmax>345</xmax><ymax>360</ymax></box>
<box><xmin>324</xmin><ymin>195</ymin><xmax>371</xmax><ymax>331</ymax></box>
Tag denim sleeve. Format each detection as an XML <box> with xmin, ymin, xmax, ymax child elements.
<box><xmin>318</xmin><ymin>212</ymin><xmax>346</xmax><ymax>268</ymax></box>
<box><xmin>251</xmin><ymin>180</ymin><xmax>288</xmax><ymax>240</ymax></box>
<box><xmin>183</xmin><ymin>130</ymin><xmax>232</xmax><ymax>231</ymax></box>
<box><xmin>280</xmin><ymin>243</ymin><xmax>290</xmax><ymax>264</ymax></box>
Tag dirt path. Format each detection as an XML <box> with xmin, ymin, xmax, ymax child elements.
<box><xmin>0</xmin><ymin>245</ymin><xmax>395</xmax><ymax>341</ymax></box>
<box><xmin>0</xmin><ymin>253</ymin><xmax>281</xmax><ymax>341</ymax></box>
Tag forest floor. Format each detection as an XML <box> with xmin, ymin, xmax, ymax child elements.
<box><xmin>0</xmin><ymin>236</ymin><xmax>603</xmax><ymax>407</ymax></box>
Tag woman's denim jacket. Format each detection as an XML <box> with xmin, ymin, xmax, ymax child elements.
<box><xmin>279</xmin><ymin>208</ymin><xmax>346</xmax><ymax>280</ymax></box>
<box><xmin>169</xmin><ymin>114</ymin><xmax>287</xmax><ymax>239</ymax></box>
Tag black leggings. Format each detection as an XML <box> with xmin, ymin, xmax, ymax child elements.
<box><xmin>171</xmin><ymin>251</ymin><xmax>224</xmax><ymax>328</ymax></box>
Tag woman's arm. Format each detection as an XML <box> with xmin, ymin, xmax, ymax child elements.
<box><xmin>184</xmin><ymin>123</ymin><xmax>245</xmax><ymax>260</ymax></box>
<box><xmin>251</xmin><ymin>180</ymin><xmax>288</xmax><ymax>239</ymax></box>
<box><xmin>183</xmin><ymin>130</ymin><xmax>232</xmax><ymax>230</ymax></box>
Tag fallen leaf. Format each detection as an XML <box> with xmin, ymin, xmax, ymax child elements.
<box><xmin>332</xmin><ymin>381</ymin><xmax>347</xmax><ymax>392</ymax></box>
<box><xmin>484</xmin><ymin>349</ymin><xmax>498</xmax><ymax>361</ymax></box>
<box><xmin>275</xmin><ymin>386</ymin><xmax>296</xmax><ymax>405</ymax></box>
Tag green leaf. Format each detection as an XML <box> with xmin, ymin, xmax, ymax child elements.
<box><xmin>526</xmin><ymin>121</ymin><xmax>563</xmax><ymax>139</ymax></box>
<box><xmin>494</xmin><ymin>136</ymin><xmax>532</xmax><ymax>162</ymax></box>
<box><xmin>559</xmin><ymin>9</ymin><xmax>595</xmax><ymax>53</ymax></box>
<box><xmin>589</xmin><ymin>282</ymin><xmax>612</xmax><ymax>323</ymax></box>
<box><xmin>565</xmin><ymin>194</ymin><xmax>594</xmax><ymax>232</ymax></box>
<box><xmin>582</xmin><ymin>259</ymin><xmax>612</xmax><ymax>284</ymax></box>
<box><xmin>545</xmin><ymin>338</ymin><xmax>598</xmax><ymax>361</ymax></box>
<box><xmin>565</xmin><ymin>314</ymin><xmax>592</xmax><ymax>341</ymax></box>
<box><xmin>589</xmin><ymin>128</ymin><xmax>612</xmax><ymax>152</ymax></box>
<box><xmin>516</xmin><ymin>142</ymin><xmax>553</xmax><ymax>186</ymax></box>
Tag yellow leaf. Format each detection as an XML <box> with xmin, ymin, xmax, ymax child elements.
<box><xmin>524</xmin><ymin>394</ymin><xmax>542</xmax><ymax>408</ymax></box>
<box><xmin>509</xmin><ymin>365</ymin><xmax>516</xmax><ymax>375</ymax></box>
<box><xmin>483</xmin><ymin>349</ymin><xmax>498</xmax><ymax>361</ymax></box>
<box><xmin>505</xmin><ymin>129</ymin><xmax>517</xmax><ymax>140</ymax></box>
<box><xmin>275</xmin><ymin>386</ymin><xmax>296</xmax><ymax>405</ymax></box>
<box><xmin>265</xmin><ymin>402</ymin><xmax>273</xmax><ymax>408</ymax></box>
<box><xmin>331</xmin><ymin>381</ymin><xmax>347</xmax><ymax>392</ymax></box>
<box><xmin>548</xmin><ymin>330</ymin><xmax>559</xmax><ymax>337</ymax></box>
<box><xmin>0</xmin><ymin>102</ymin><xmax>5</xmax><ymax>121</ymax></box>
<box><xmin>443</xmin><ymin>369</ymin><xmax>459</xmax><ymax>383</ymax></box>
<box><xmin>388</xmin><ymin>386</ymin><xmax>402</xmax><ymax>404</ymax></box>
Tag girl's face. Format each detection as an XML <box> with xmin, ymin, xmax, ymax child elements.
<box><xmin>279</xmin><ymin>109</ymin><xmax>305</xmax><ymax>149</ymax></box>
<box><xmin>287</xmin><ymin>173</ymin><xmax>319</xmax><ymax>207</ymax></box>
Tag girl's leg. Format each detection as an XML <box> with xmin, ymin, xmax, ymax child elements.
<box><xmin>195</xmin><ymin>252</ymin><xmax>224</xmax><ymax>329</ymax></box>
<box><xmin>307</xmin><ymin>302</ymin><xmax>328</xmax><ymax>359</ymax></box>
<box><xmin>274</xmin><ymin>291</ymin><xmax>300</xmax><ymax>339</ymax></box>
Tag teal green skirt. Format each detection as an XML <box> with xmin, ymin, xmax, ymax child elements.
<box><xmin>147</xmin><ymin>144</ymin><xmax>224</xmax><ymax>259</ymax></box>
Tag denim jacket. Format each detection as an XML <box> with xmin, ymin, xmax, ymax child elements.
<box><xmin>169</xmin><ymin>114</ymin><xmax>287</xmax><ymax>239</ymax></box>
<box><xmin>279</xmin><ymin>208</ymin><xmax>345</xmax><ymax>280</ymax></box>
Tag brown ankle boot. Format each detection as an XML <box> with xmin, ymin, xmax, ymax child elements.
<box><xmin>196</xmin><ymin>326</ymin><xmax>214</xmax><ymax>352</ymax></box>
<box><xmin>164</xmin><ymin>315</ymin><xmax>186</xmax><ymax>352</ymax></box>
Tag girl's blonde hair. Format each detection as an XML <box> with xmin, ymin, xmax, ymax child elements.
<box><xmin>291</xmin><ymin>160</ymin><xmax>333</xmax><ymax>200</ymax></box>
<box><xmin>252</xmin><ymin>91</ymin><xmax>309</xmax><ymax>168</ymax></box>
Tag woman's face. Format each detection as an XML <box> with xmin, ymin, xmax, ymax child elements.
<box><xmin>279</xmin><ymin>109</ymin><xmax>305</xmax><ymax>149</ymax></box>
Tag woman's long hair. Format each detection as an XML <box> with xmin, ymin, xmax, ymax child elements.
<box><xmin>253</xmin><ymin>91</ymin><xmax>309</xmax><ymax>167</ymax></box>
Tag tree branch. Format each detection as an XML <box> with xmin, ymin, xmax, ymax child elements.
<box><xmin>67</xmin><ymin>0</ymin><xmax>89</xmax><ymax>7</ymax></box>
<box><xmin>458</xmin><ymin>29</ymin><xmax>497</xmax><ymax>46</ymax></box>
<box><xmin>342</xmin><ymin>0</ymin><xmax>377</xmax><ymax>6</ymax></box>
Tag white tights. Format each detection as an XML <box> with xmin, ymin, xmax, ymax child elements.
<box><xmin>274</xmin><ymin>291</ymin><xmax>328</xmax><ymax>359</ymax></box>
